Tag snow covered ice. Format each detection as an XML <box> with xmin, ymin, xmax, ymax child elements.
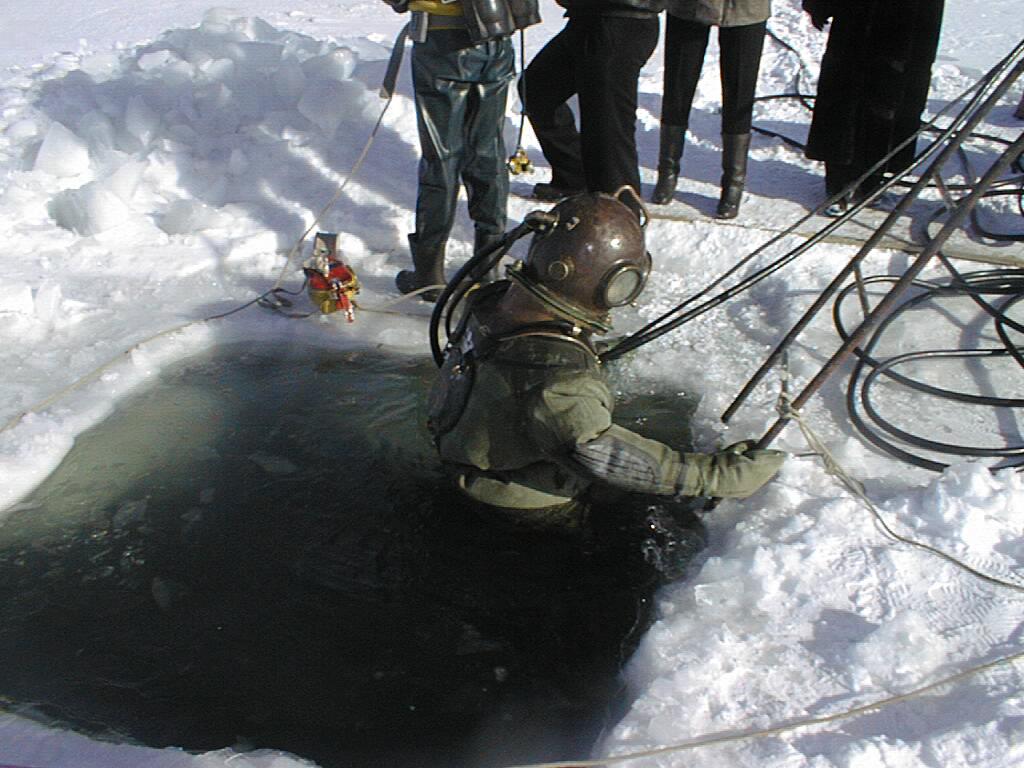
<box><xmin>1</xmin><ymin>1</ymin><xmax>1024</xmax><ymax>767</ymax></box>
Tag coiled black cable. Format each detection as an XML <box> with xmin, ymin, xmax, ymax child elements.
<box><xmin>836</xmin><ymin>267</ymin><xmax>1024</xmax><ymax>471</ymax></box>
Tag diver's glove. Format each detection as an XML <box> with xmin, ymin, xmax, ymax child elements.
<box><xmin>676</xmin><ymin>441</ymin><xmax>785</xmax><ymax>499</ymax></box>
<box><xmin>382</xmin><ymin>0</ymin><xmax>410</xmax><ymax>12</ymax></box>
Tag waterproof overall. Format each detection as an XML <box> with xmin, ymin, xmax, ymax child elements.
<box><xmin>411</xmin><ymin>29</ymin><xmax>515</xmax><ymax>257</ymax></box>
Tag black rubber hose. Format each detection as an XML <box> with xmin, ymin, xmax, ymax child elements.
<box><xmin>837</xmin><ymin>268</ymin><xmax>1024</xmax><ymax>471</ymax></box>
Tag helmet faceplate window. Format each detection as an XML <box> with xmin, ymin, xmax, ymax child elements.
<box><xmin>603</xmin><ymin>264</ymin><xmax>646</xmax><ymax>307</ymax></box>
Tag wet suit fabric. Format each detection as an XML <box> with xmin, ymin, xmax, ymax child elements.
<box><xmin>411</xmin><ymin>29</ymin><xmax>515</xmax><ymax>255</ymax></box>
<box><xmin>430</xmin><ymin>285</ymin><xmax>781</xmax><ymax>527</ymax></box>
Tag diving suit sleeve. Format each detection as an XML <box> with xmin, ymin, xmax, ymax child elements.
<box><xmin>677</xmin><ymin>444</ymin><xmax>786</xmax><ymax>499</ymax></box>
<box><xmin>570</xmin><ymin>424</ymin><xmax>683</xmax><ymax>496</ymax></box>
<box><xmin>571</xmin><ymin>428</ymin><xmax>785</xmax><ymax>499</ymax></box>
<box><xmin>528</xmin><ymin>363</ymin><xmax>783</xmax><ymax>499</ymax></box>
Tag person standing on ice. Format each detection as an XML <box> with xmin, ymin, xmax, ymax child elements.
<box><xmin>518</xmin><ymin>0</ymin><xmax>663</xmax><ymax>208</ymax></box>
<box><xmin>385</xmin><ymin>0</ymin><xmax>541</xmax><ymax>301</ymax></box>
<box><xmin>426</xmin><ymin>189</ymin><xmax>785</xmax><ymax>539</ymax></box>
<box><xmin>801</xmin><ymin>0</ymin><xmax>945</xmax><ymax>216</ymax></box>
<box><xmin>649</xmin><ymin>0</ymin><xmax>771</xmax><ymax>219</ymax></box>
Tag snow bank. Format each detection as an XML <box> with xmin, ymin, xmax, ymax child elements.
<box><xmin>611</xmin><ymin>461</ymin><xmax>1024</xmax><ymax>766</ymax></box>
<box><xmin>0</xmin><ymin>8</ymin><xmax>423</xmax><ymax>510</ymax></box>
<box><xmin>0</xmin><ymin>713</ymin><xmax>316</xmax><ymax>768</ymax></box>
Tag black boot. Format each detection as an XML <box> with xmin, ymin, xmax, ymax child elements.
<box><xmin>474</xmin><ymin>229</ymin><xmax>505</xmax><ymax>284</ymax></box>
<box><xmin>395</xmin><ymin>233</ymin><xmax>445</xmax><ymax>302</ymax></box>
<box><xmin>715</xmin><ymin>133</ymin><xmax>751</xmax><ymax>220</ymax></box>
<box><xmin>650</xmin><ymin>125</ymin><xmax>686</xmax><ymax>205</ymax></box>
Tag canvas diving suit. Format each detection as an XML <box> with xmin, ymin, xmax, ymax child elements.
<box><xmin>428</xmin><ymin>283</ymin><xmax>783</xmax><ymax>529</ymax></box>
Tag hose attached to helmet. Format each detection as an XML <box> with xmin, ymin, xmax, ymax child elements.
<box><xmin>429</xmin><ymin>211</ymin><xmax>558</xmax><ymax>366</ymax></box>
<box><xmin>503</xmin><ymin>185</ymin><xmax>649</xmax><ymax>337</ymax></box>
<box><xmin>504</xmin><ymin>262</ymin><xmax>615</xmax><ymax>335</ymax></box>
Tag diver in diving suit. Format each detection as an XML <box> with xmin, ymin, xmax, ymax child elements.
<box><xmin>426</xmin><ymin>190</ymin><xmax>785</xmax><ymax>542</ymax></box>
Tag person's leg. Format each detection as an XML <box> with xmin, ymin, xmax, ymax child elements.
<box><xmin>520</xmin><ymin>23</ymin><xmax>586</xmax><ymax>194</ymax></box>
<box><xmin>399</xmin><ymin>31</ymin><xmax>474</xmax><ymax>296</ymax></box>
<box><xmin>878</xmin><ymin>0</ymin><xmax>944</xmax><ymax>186</ymax></box>
<box><xmin>719</xmin><ymin>21</ymin><xmax>765</xmax><ymax>135</ymax></box>
<box><xmin>576</xmin><ymin>14</ymin><xmax>659</xmax><ymax>201</ymax></box>
<box><xmin>715</xmin><ymin>21</ymin><xmax>766</xmax><ymax>218</ymax></box>
<box><xmin>652</xmin><ymin>16</ymin><xmax>710</xmax><ymax>204</ymax></box>
<box><xmin>823</xmin><ymin>159</ymin><xmax>861</xmax><ymax>216</ymax></box>
<box><xmin>461</xmin><ymin>37</ymin><xmax>514</xmax><ymax>252</ymax></box>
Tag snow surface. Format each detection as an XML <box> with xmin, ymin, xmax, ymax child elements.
<box><xmin>1</xmin><ymin>1</ymin><xmax>1023</xmax><ymax>767</ymax></box>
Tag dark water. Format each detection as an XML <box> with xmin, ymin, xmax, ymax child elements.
<box><xmin>0</xmin><ymin>343</ymin><xmax>702</xmax><ymax>767</ymax></box>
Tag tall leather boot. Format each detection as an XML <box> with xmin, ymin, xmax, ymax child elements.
<box><xmin>650</xmin><ymin>125</ymin><xmax>686</xmax><ymax>205</ymax></box>
<box><xmin>715</xmin><ymin>132</ymin><xmax>751</xmax><ymax>220</ymax></box>
<box><xmin>395</xmin><ymin>233</ymin><xmax>445</xmax><ymax>302</ymax></box>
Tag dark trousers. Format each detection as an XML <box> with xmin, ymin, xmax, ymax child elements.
<box><xmin>660</xmin><ymin>16</ymin><xmax>766</xmax><ymax>135</ymax></box>
<box><xmin>824</xmin><ymin>159</ymin><xmax>877</xmax><ymax>198</ymax></box>
<box><xmin>412</xmin><ymin>30</ymin><xmax>514</xmax><ymax>255</ymax></box>
<box><xmin>520</xmin><ymin>14</ymin><xmax>659</xmax><ymax>196</ymax></box>
<box><xmin>807</xmin><ymin>0</ymin><xmax>945</xmax><ymax>199</ymax></box>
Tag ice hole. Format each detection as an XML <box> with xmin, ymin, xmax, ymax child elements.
<box><xmin>0</xmin><ymin>342</ymin><xmax>703</xmax><ymax>767</ymax></box>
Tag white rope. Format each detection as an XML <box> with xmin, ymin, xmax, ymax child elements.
<box><xmin>269</xmin><ymin>90</ymin><xmax>396</xmax><ymax>291</ymax></box>
<box><xmin>498</xmin><ymin>646</ymin><xmax>1024</xmax><ymax>768</ymax></box>
<box><xmin>1</xmin><ymin>319</ymin><xmax>199</xmax><ymax>434</ymax></box>
<box><xmin>352</xmin><ymin>283</ymin><xmax>446</xmax><ymax>315</ymax></box>
<box><xmin>777</xmin><ymin>392</ymin><xmax>1024</xmax><ymax>593</ymax></box>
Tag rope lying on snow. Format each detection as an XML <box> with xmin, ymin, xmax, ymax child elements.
<box><xmin>14</xmin><ymin>634</ymin><xmax>1022</xmax><ymax>768</ymax></box>
<box><xmin>499</xmin><ymin>647</ymin><xmax>1024</xmax><ymax>768</ymax></box>
<box><xmin>782</xmin><ymin>392</ymin><xmax>1024</xmax><ymax>593</ymax></box>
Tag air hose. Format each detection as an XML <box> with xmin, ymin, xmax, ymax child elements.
<box><xmin>428</xmin><ymin>212</ymin><xmax>557</xmax><ymax>366</ymax></box>
<box><xmin>837</xmin><ymin>266</ymin><xmax>1024</xmax><ymax>471</ymax></box>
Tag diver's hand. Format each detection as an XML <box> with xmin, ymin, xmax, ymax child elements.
<box><xmin>676</xmin><ymin>442</ymin><xmax>785</xmax><ymax>499</ymax></box>
<box><xmin>382</xmin><ymin>0</ymin><xmax>410</xmax><ymax>13</ymax></box>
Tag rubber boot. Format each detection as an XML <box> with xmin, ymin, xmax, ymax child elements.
<box><xmin>715</xmin><ymin>133</ymin><xmax>751</xmax><ymax>220</ymax></box>
<box><xmin>474</xmin><ymin>229</ymin><xmax>505</xmax><ymax>284</ymax></box>
<box><xmin>395</xmin><ymin>233</ymin><xmax>445</xmax><ymax>302</ymax></box>
<box><xmin>650</xmin><ymin>125</ymin><xmax>686</xmax><ymax>205</ymax></box>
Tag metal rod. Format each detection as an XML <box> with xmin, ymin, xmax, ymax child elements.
<box><xmin>722</xmin><ymin>55</ymin><xmax>1024</xmax><ymax>425</ymax></box>
<box><xmin>756</xmin><ymin>131</ymin><xmax>1024</xmax><ymax>449</ymax></box>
